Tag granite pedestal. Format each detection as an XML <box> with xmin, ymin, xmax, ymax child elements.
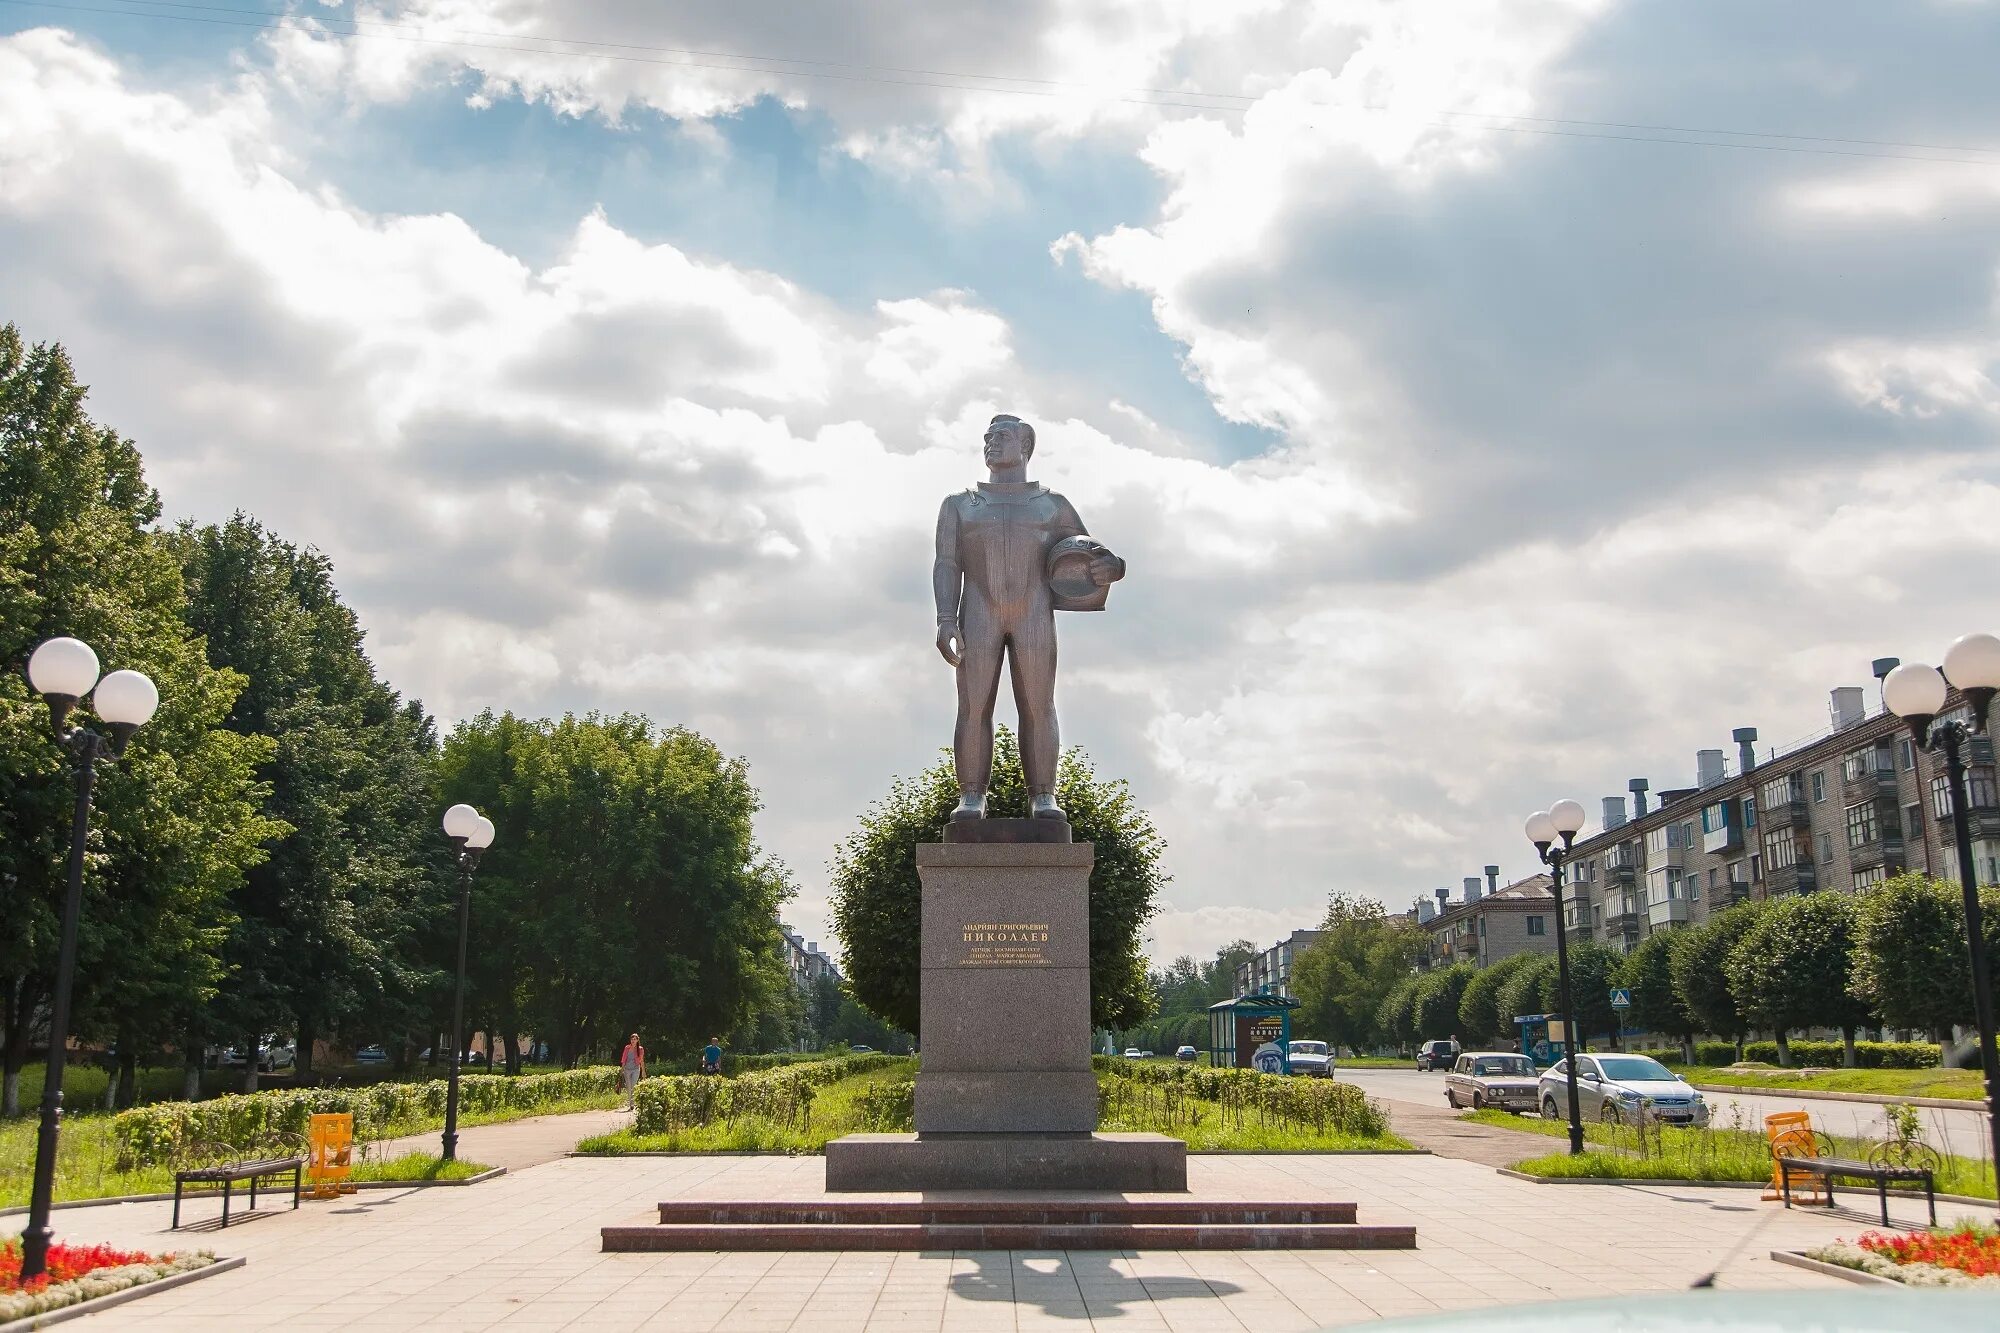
<box><xmin>825</xmin><ymin>824</ymin><xmax>1187</xmax><ymax>1192</ymax></box>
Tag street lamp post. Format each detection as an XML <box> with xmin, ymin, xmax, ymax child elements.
<box><xmin>439</xmin><ymin>803</ymin><xmax>495</xmax><ymax>1162</ymax></box>
<box><xmin>20</xmin><ymin>637</ymin><xmax>159</xmax><ymax>1281</ymax></box>
<box><xmin>1882</xmin><ymin>633</ymin><xmax>2000</xmax><ymax>1178</ymax></box>
<box><xmin>1527</xmin><ymin>799</ymin><xmax>1590</xmax><ymax>1155</ymax></box>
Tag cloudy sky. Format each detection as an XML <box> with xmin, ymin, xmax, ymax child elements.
<box><xmin>4</xmin><ymin>1</ymin><xmax>1998</xmax><ymax>966</ymax></box>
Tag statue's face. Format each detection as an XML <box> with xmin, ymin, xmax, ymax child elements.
<box><xmin>983</xmin><ymin>420</ymin><xmax>1030</xmax><ymax>469</ymax></box>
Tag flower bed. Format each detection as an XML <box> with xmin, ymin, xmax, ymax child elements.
<box><xmin>1808</xmin><ymin>1222</ymin><xmax>2000</xmax><ymax>1288</ymax></box>
<box><xmin>1</xmin><ymin>1238</ymin><xmax>217</xmax><ymax>1323</ymax></box>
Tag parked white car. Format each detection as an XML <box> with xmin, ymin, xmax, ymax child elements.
<box><xmin>1443</xmin><ymin>1052</ymin><xmax>1539</xmax><ymax>1112</ymax></box>
<box><xmin>1538</xmin><ymin>1053</ymin><xmax>1710</xmax><ymax>1126</ymax></box>
<box><xmin>1283</xmin><ymin>1040</ymin><xmax>1334</xmax><ymax>1077</ymax></box>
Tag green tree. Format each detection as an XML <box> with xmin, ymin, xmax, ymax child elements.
<box><xmin>1851</xmin><ymin>873</ymin><xmax>2000</xmax><ymax>1039</ymax></box>
<box><xmin>828</xmin><ymin>728</ymin><xmax>1165</xmax><ymax>1035</ymax></box>
<box><xmin>1414</xmin><ymin>963</ymin><xmax>1476</xmax><ymax>1040</ymax></box>
<box><xmin>1539</xmin><ymin>942</ymin><xmax>1623</xmax><ymax>1048</ymax></box>
<box><xmin>170</xmin><ymin>515</ymin><xmax>447</xmax><ymax>1087</ymax></box>
<box><xmin>439</xmin><ymin>711</ymin><xmax>791</xmax><ymax>1064</ymax></box>
<box><xmin>1668</xmin><ymin>901</ymin><xmax>1764</xmax><ymax>1057</ymax></box>
<box><xmin>1376</xmin><ymin>972</ymin><xmax>1424</xmax><ymax>1049</ymax></box>
<box><xmin>1494</xmin><ymin>953</ymin><xmax>1558</xmax><ymax>1039</ymax></box>
<box><xmin>1457</xmin><ymin>953</ymin><xmax>1533</xmax><ymax>1044</ymax></box>
<box><xmin>0</xmin><ymin>326</ymin><xmax>277</xmax><ymax>1113</ymax></box>
<box><xmin>1727</xmin><ymin>893</ymin><xmax>1875</xmax><ymax>1066</ymax></box>
<box><xmin>1619</xmin><ymin>933</ymin><xmax>1696</xmax><ymax>1060</ymax></box>
<box><xmin>1292</xmin><ymin>894</ymin><xmax>1422</xmax><ymax>1054</ymax></box>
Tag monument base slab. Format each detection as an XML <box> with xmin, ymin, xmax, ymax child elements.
<box><xmin>823</xmin><ymin>1132</ymin><xmax>1188</xmax><ymax>1193</ymax></box>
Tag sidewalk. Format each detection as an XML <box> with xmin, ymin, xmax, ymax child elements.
<box><xmin>368</xmin><ymin>1106</ymin><xmax>633</xmax><ymax>1172</ymax></box>
<box><xmin>1378</xmin><ymin>1099</ymin><xmax>1550</xmax><ymax>1168</ymax></box>
<box><xmin>7</xmin><ymin>1151</ymin><xmax>1882</xmax><ymax>1331</ymax></box>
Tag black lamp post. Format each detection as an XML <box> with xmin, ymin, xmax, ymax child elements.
<box><xmin>1527</xmin><ymin>799</ymin><xmax>1590</xmax><ymax>1155</ymax></box>
<box><xmin>439</xmin><ymin>802</ymin><xmax>494</xmax><ymax>1162</ymax></box>
<box><xmin>1882</xmin><ymin>636</ymin><xmax>2000</xmax><ymax>1179</ymax></box>
<box><xmin>21</xmin><ymin>637</ymin><xmax>159</xmax><ymax>1281</ymax></box>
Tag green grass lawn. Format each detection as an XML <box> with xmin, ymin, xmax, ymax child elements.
<box><xmin>0</xmin><ymin>1111</ymin><xmax>497</xmax><ymax>1206</ymax></box>
<box><xmin>1666</xmin><ymin>1064</ymin><xmax>1986</xmax><ymax>1101</ymax></box>
<box><xmin>1461</xmin><ymin>1107</ymin><xmax>1997</xmax><ymax>1199</ymax></box>
<box><xmin>0</xmin><ymin>1085</ymin><xmax>600</xmax><ymax>1207</ymax></box>
<box><xmin>579</xmin><ymin>1062</ymin><xmax>1411</xmax><ymax>1155</ymax></box>
<box><xmin>1332</xmin><ymin>1055</ymin><xmax>1411</xmax><ymax>1069</ymax></box>
<box><xmin>577</xmin><ymin>1059</ymin><xmax>916</xmax><ymax>1155</ymax></box>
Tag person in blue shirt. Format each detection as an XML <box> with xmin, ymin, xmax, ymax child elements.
<box><xmin>701</xmin><ymin>1037</ymin><xmax>723</xmax><ymax>1075</ymax></box>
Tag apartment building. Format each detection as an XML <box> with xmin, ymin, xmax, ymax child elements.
<box><xmin>1559</xmin><ymin>667</ymin><xmax>2000</xmax><ymax>952</ymax></box>
<box><xmin>1233</xmin><ymin>929</ymin><xmax>1327</xmax><ymax>999</ymax></box>
<box><xmin>778</xmin><ymin>924</ymin><xmax>841</xmax><ymax>988</ymax></box>
<box><xmin>1413</xmin><ymin>866</ymin><xmax>1557</xmax><ymax>970</ymax></box>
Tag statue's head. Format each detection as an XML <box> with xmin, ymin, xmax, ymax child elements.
<box><xmin>983</xmin><ymin>414</ymin><xmax>1035</xmax><ymax>469</ymax></box>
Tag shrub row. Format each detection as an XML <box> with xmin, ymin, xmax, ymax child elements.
<box><xmin>111</xmin><ymin>1066</ymin><xmax>621</xmax><ymax>1168</ymax></box>
<box><xmin>1095</xmin><ymin>1058</ymin><xmax>1389</xmax><ymax>1138</ymax></box>
<box><xmin>857</xmin><ymin>1079</ymin><xmax>916</xmax><ymax>1132</ymax></box>
<box><xmin>647</xmin><ymin>1049</ymin><xmax>841</xmax><ymax>1077</ymax></box>
<box><xmin>1737</xmin><ymin>1039</ymin><xmax>1939</xmax><ymax>1069</ymax></box>
<box><xmin>631</xmin><ymin>1053</ymin><xmax>902</xmax><ymax>1134</ymax></box>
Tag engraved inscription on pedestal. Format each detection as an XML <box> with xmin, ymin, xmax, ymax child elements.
<box><xmin>956</xmin><ymin>921</ymin><xmax>1051</xmax><ymax>967</ymax></box>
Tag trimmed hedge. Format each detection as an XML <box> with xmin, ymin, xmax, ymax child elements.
<box><xmin>632</xmin><ymin>1053</ymin><xmax>902</xmax><ymax>1134</ymax></box>
<box><xmin>1732</xmin><ymin>1039</ymin><xmax>1940</xmax><ymax>1069</ymax></box>
<box><xmin>111</xmin><ymin>1066</ymin><xmax>621</xmax><ymax>1168</ymax></box>
<box><xmin>1693</xmin><ymin>1041</ymin><xmax>1740</xmax><ymax>1066</ymax></box>
<box><xmin>1095</xmin><ymin>1056</ymin><xmax>1389</xmax><ymax>1138</ymax></box>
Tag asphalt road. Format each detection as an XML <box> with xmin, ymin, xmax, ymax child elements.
<box><xmin>1334</xmin><ymin>1064</ymin><xmax>1995</xmax><ymax>1163</ymax></box>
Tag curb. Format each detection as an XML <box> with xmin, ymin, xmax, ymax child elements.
<box><xmin>0</xmin><ymin>1167</ymin><xmax>508</xmax><ymax>1217</ymax></box>
<box><xmin>1768</xmin><ymin>1250</ymin><xmax>1900</xmax><ymax>1287</ymax></box>
<box><xmin>1493</xmin><ymin>1168</ymin><xmax>1995</xmax><ymax>1209</ymax></box>
<box><xmin>1690</xmin><ymin>1083</ymin><xmax>1971</xmax><ymax>1111</ymax></box>
<box><xmin>0</xmin><ymin>1254</ymin><xmax>246</xmax><ymax>1332</ymax></box>
<box><xmin>1495</xmin><ymin>1168</ymin><xmax>1763</xmax><ymax>1190</ymax></box>
<box><xmin>567</xmin><ymin>1149</ymin><xmax>1432</xmax><ymax>1159</ymax></box>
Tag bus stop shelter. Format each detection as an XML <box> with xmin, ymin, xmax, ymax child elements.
<box><xmin>1208</xmin><ymin>992</ymin><xmax>1300</xmax><ymax>1072</ymax></box>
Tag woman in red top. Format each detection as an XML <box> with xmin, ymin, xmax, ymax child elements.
<box><xmin>618</xmin><ymin>1033</ymin><xmax>646</xmax><ymax>1109</ymax></box>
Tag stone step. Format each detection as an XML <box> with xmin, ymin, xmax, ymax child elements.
<box><xmin>654</xmin><ymin>1199</ymin><xmax>1360</xmax><ymax>1226</ymax></box>
<box><xmin>602</xmin><ymin>1221</ymin><xmax>1418</xmax><ymax>1252</ymax></box>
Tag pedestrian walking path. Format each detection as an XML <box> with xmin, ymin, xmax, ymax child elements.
<box><xmin>1378</xmin><ymin>1099</ymin><xmax>1552</xmax><ymax>1168</ymax></box>
<box><xmin>367</xmin><ymin>1106</ymin><xmax>632</xmax><ymax>1172</ymax></box>
<box><xmin>8</xmin><ymin>1150</ymin><xmax>1937</xmax><ymax>1330</ymax></box>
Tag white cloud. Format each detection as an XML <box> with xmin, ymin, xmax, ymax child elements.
<box><xmin>6</xmin><ymin>5</ymin><xmax>2000</xmax><ymax>968</ymax></box>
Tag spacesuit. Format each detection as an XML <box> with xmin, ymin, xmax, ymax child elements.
<box><xmin>933</xmin><ymin>415</ymin><xmax>1124</xmax><ymax>821</ymax></box>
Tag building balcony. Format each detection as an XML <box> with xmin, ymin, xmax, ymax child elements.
<box><xmin>1719</xmin><ymin>881</ymin><xmax>1752</xmax><ymax>907</ymax></box>
<box><xmin>1647</xmin><ymin>896</ymin><xmax>1690</xmax><ymax>928</ymax></box>
<box><xmin>1850</xmin><ymin>836</ymin><xmax>1905</xmax><ymax>873</ymax></box>
<box><xmin>1647</xmin><ymin>846</ymin><xmax>1685</xmax><ymax>870</ymax></box>
<box><xmin>1766</xmin><ymin>862</ymin><xmax>1818</xmax><ymax>895</ymax></box>
<box><xmin>1604</xmin><ymin>899</ymin><xmax>1644</xmax><ymax>933</ymax></box>
<box><xmin>1842</xmin><ymin>767</ymin><xmax>1898</xmax><ymax>802</ymax></box>
<box><xmin>1761</xmin><ymin>799</ymin><xmax>1810</xmax><ymax>829</ymax></box>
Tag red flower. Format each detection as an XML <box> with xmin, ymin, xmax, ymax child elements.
<box><xmin>0</xmin><ymin>1238</ymin><xmax>170</xmax><ymax>1293</ymax></box>
<box><xmin>1856</xmin><ymin>1225</ymin><xmax>2000</xmax><ymax>1278</ymax></box>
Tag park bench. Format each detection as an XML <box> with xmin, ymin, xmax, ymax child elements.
<box><xmin>1777</xmin><ymin>1155</ymin><xmax>1936</xmax><ymax>1227</ymax></box>
<box><xmin>172</xmin><ymin>1156</ymin><xmax>304</xmax><ymax>1229</ymax></box>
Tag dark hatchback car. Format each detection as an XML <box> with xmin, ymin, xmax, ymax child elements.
<box><xmin>1415</xmin><ymin>1039</ymin><xmax>1460</xmax><ymax>1071</ymax></box>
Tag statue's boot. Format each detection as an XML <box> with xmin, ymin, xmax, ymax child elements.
<box><xmin>1030</xmin><ymin>792</ymin><xmax>1067</xmax><ymax>821</ymax></box>
<box><xmin>949</xmin><ymin>791</ymin><xmax>987</xmax><ymax>822</ymax></box>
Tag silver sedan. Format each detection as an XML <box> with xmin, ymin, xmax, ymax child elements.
<box><xmin>1538</xmin><ymin>1053</ymin><xmax>1710</xmax><ymax>1127</ymax></box>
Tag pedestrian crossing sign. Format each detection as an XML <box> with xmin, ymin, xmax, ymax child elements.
<box><xmin>1609</xmin><ymin>988</ymin><xmax>1632</xmax><ymax>1010</ymax></box>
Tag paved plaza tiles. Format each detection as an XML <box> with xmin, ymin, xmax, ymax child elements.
<box><xmin>7</xmin><ymin>1150</ymin><xmax>1984</xmax><ymax>1330</ymax></box>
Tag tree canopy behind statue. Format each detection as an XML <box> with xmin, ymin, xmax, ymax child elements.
<box><xmin>830</xmin><ymin>728</ymin><xmax>1164</xmax><ymax>1037</ymax></box>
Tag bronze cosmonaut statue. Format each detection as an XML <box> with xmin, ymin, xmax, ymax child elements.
<box><xmin>932</xmin><ymin>414</ymin><xmax>1126</xmax><ymax>823</ymax></box>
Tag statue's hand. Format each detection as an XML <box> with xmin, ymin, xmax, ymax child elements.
<box><xmin>1088</xmin><ymin>551</ymin><xmax>1127</xmax><ymax>587</ymax></box>
<box><xmin>936</xmin><ymin>620</ymin><xmax>963</xmax><ymax>668</ymax></box>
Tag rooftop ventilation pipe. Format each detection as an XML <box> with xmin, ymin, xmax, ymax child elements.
<box><xmin>1464</xmin><ymin>876</ymin><xmax>1483</xmax><ymax>904</ymax></box>
<box><xmin>1732</xmin><ymin>726</ymin><xmax>1758</xmax><ymax>776</ymax></box>
<box><xmin>1697</xmin><ymin>749</ymin><xmax>1726</xmax><ymax>790</ymax></box>
<box><xmin>1602</xmin><ymin>795</ymin><xmax>1628</xmax><ymax>829</ymax></box>
<box><xmin>1484</xmin><ymin>865</ymin><xmax>1500</xmax><ymax>895</ymax></box>
<box><xmin>1629</xmin><ymin>777</ymin><xmax>1650</xmax><ymax>816</ymax></box>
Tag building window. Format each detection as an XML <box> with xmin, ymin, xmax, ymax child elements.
<box><xmin>1762</xmin><ymin>773</ymin><xmax>1803</xmax><ymax>808</ymax></box>
<box><xmin>1477</xmin><ymin>917</ymin><xmax>1486</xmax><ymax>937</ymax></box>
<box><xmin>1852</xmin><ymin>866</ymin><xmax>1888</xmax><ymax>891</ymax></box>
<box><xmin>1680</xmin><ymin>821</ymin><xmax>1695</xmax><ymax>849</ymax></box>
<box><xmin>1744</xmin><ymin>796</ymin><xmax>1757</xmax><ymax>828</ymax></box>
<box><xmin>1905</xmin><ymin>802</ymin><xmax>1923</xmax><ymax>837</ymax></box>
<box><xmin>1973</xmin><ymin>767</ymin><xmax>2000</xmax><ymax>811</ymax></box>
<box><xmin>1899</xmin><ymin>738</ymin><xmax>1916</xmax><ymax>771</ymax></box>
<box><xmin>1526</xmin><ymin>916</ymin><xmax>1546</xmax><ymax>936</ymax></box>
<box><xmin>1812</xmin><ymin>770</ymin><xmax>1827</xmax><ymax>803</ymax></box>
<box><xmin>1764</xmin><ymin>830</ymin><xmax>1797</xmax><ymax>870</ymax></box>
<box><xmin>1819</xmin><ymin>832</ymin><xmax>1835</xmax><ymax>864</ymax></box>
<box><xmin>1842</xmin><ymin>749</ymin><xmax>1876</xmax><ymax>782</ymax></box>
<box><xmin>1846</xmin><ymin>801</ymin><xmax>1879</xmax><ymax>849</ymax></box>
